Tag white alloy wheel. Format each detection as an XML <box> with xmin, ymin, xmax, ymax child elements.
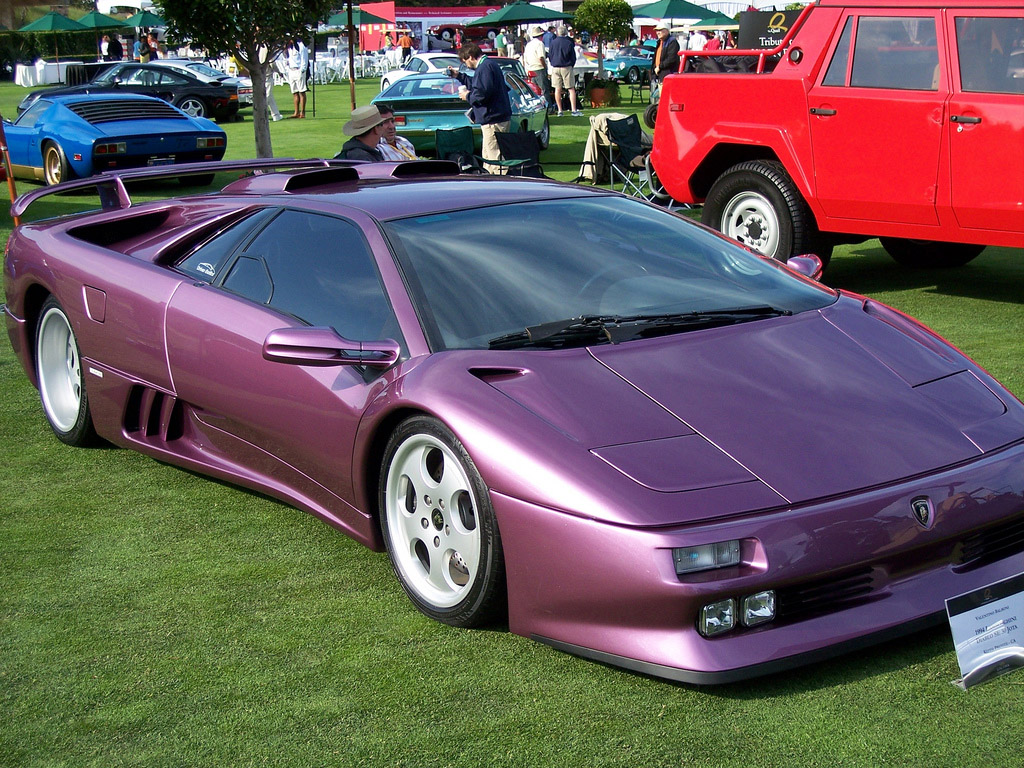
<box><xmin>35</xmin><ymin>298</ymin><xmax>96</xmax><ymax>446</ymax></box>
<box><xmin>385</xmin><ymin>431</ymin><xmax>481</xmax><ymax>608</ymax></box>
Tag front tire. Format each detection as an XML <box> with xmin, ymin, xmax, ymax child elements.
<box><xmin>702</xmin><ymin>160</ymin><xmax>822</xmax><ymax>263</ymax></box>
<box><xmin>627</xmin><ymin>66</ymin><xmax>641</xmax><ymax>84</ymax></box>
<box><xmin>42</xmin><ymin>142</ymin><xmax>71</xmax><ymax>186</ymax></box>
<box><xmin>35</xmin><ymin>297</ymin><xmax>97</xmax><ymax>446</ymax></box>
<box><xmin>379</xmin><ymin>416</ymin><xmax>505</xmax><ymax>628</ymax></box>
<box><xmin>537</xmin><ymin>114</ymin><xmax>550</xmax><ymax>149</ymax></box>
<box><xmin>880</xmin><ymin>238</ymin><xmax>985</xmax><ymax>268</ymax></box>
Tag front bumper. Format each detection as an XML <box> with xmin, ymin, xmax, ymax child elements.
<box><xmin>493</xmin><ymin>440</ymin><xmax>1024</xmax><ymax>683</ymax></box>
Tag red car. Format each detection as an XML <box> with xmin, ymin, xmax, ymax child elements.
<box><xmin>651</xmin><ymin>0</ymin><xmax>1024</xmax><ymax>268</ymax></box>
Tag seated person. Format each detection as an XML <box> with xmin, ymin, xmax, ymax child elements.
<box><xmin>335</xmin><ymin>105</ymin><xmax>386</xmax><ymax>161</ymax></box>
<box><xmin>374</xmin><ymin>104</ymin><xmax>421</xmax><ymax>161</ymax></box>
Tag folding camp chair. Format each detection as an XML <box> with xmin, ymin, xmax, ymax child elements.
<box><xmin>434</xmin><ymin>126</ymin><xmax>486</xmax><ymax>174</ymax></box>
<box><xmin>605</xmin><ymin>114</ymin><xmax>654</xmax><ymax>200</ymax></box>
<box><xmin>493</xmin><ymin>131</ymin><xmax>548</xmax><ymax>178</ymax></box>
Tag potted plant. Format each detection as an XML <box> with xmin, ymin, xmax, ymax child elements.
<box><xmin>586</xmin><ymin>77</ymin><xmax>620</xmax><ymax>107</ymax></box>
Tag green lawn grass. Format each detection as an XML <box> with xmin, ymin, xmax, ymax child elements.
<box><xmin>1</xmin><ymin>79</ymin><xmax>1023</xmax><ymax>768</ymax></box>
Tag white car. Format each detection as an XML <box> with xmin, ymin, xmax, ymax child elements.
<box><xmin>150</xmin><ymin>59</ymin><xmax>254</xmax><ymax>107</ymax></box>
<box><xmin>380</xmin><ymin>53</ymin><xmax>460</xmax><ymax>92</ymax></box>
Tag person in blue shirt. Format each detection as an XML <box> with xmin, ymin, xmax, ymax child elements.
<box><xmin>548</xmin><ymin>26</ymin><xmax>581</xmax><ymax>116</ymax></box>
<box><xmin>449</xmin><ymin>45</ymin><xmax>512</xmax><ymax>171</ymax></box>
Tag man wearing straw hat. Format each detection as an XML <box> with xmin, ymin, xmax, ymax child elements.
<box><xmin>523</xmin><ymin>25</ymin><xmax>551</xmax><ymax>112</ymax></box>
<box><xmin>336</xmin><ymin>105</ymin><xmax>387</xmax><ymax>161</ymax></box>
<box><xmin>653</xmin><ymin>21</ymin><xmax>680</xmax><ymax>84</ymax></box>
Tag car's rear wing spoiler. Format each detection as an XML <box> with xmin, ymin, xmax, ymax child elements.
<box><xmin>9</xmin><ymin>157</ymin><xmax>460</xmax><ymax>223</ymax></box>
<box><xmin>678</xmin><ymin>1</ymin><xmax>817</xmax><ymax>75</ymax></box>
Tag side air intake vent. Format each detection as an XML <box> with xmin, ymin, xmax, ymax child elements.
<box><xmin>68</xmin><ymin>99</ymin><xmax>189</xmax><ymax>124</ymax></box>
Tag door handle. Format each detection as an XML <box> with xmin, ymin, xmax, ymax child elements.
<box><xmin>950</xmin><ymin>115</ymin><xmax>981</xmax><ymax>124</ymax></box>
<box><xmin>810</xmin><ymin>107</ymin><xmax>837</xmax><ymax>116</ymax></box>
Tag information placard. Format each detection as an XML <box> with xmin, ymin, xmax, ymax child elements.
<box><xmin>945</xmin><ymin>572</ymin><xmax>1024</xmax><ymax>690</ymax></box>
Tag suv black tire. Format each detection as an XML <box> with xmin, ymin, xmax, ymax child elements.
<box><xmin>702</xmin><ymin>160</ymin><xmax>830</xmax><ymax>266</ymax></box>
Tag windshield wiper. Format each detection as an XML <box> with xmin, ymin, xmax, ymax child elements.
<box><xmin>487</xmin><ymin>306</ymin><xmax>791</xmax><ymax>350</ymax></box>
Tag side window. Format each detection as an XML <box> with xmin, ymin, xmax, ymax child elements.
<box><xmin>222</xmin><ymin>209</ymin><xmax>403</xmax><ymax>343</ymax></box>
<box><xmin>176</xmin><ymin>207</ymin><xmax>277</xmax><ymax>281</ymax></box>
<box><xmin>850</xmin><ymin>17</ymin><xmax>938</xmax><ymax>90</ymax></box>
<box><xmin>822</xmin><ymin>17</ymin><xmax>854</xmax><ymax>86</ymax></box>
<box><xmin>955</xmin><ymin>16</ymin><xmax>1024</xmax><ymax>94</ymax></box>
<box><xmin>15</xmin><ymin>99</ymin><xmax>51</xmax><ymax>128</ymax></box>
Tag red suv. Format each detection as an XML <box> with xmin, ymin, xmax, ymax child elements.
<box><xmin>651</xmin><ymin>0</ymin><xmax>1024</xmax><ymax>267</ymax></box>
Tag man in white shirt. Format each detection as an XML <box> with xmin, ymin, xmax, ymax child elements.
<box><xmin>375</xmin><ymin>104</ymin><xmax>420</xmax><ymax>161</ymax></box>
<box><xmin>286</xmin><ymin>36</ymin><xmax>309</xmax><ymax>118</ymax></box>
<box><xmin>523</xmin><ymin>26</ymin><xmax>551</xmax><ymax>112</ymax></box>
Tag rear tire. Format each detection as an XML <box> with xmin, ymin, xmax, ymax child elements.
<box><xmin>35</xmin><ymin>296</ymin><xmax>98</xmax><ymax>446</ymax></box>
<box><xmin>643</xmin><ymin>101</ymin><xmax>658</xmax><ymax>130</ymax></box>
<box><xmin>880</xmin><ymin>238</ymin><xmax>985</xmax><ymax>268</ymax></box>
<box><xmin>537</xmin><ymin>115</ymin><xmax>550</xmax><ymax>149</ymax></box>
<box><xmin>702</xmin><ymin>160</ymin><xmax>826</xmax><ymax>265</ymax></box>
<box><xmin>175</xmin><ymin>96</ymin><xmax>208</xmax><ymax>118</ymax></box>
<box><xmin>42</xmin><ymin>142</ymin><xmax>71</xmax><ymax>186</ymax></box>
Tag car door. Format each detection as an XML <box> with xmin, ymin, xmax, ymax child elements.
<box><xmin>3</xmin><ymin>99</ymin><xmax>51</xmax><ymax>170</ymax></box>
<box><xmin>807</xmin><ymin>12</ymin><xmax>946</xmax><ymax>225</ymax></box>
<box><xmin>165</xmin><ymin>207</ymin><xmax>407</xmax><ymax>507</ymax></box>
<box><xmin>946</xmin><ymin>11</ymin><xmax>1024</xmax><ymax>234</ymax></box>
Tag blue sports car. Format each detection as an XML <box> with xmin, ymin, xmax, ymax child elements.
<box><xmin>372</xmin><ymin>71</ymin><xmax>549</xmax><ymax>153</ymax></box>
<box><xmin>3</xmin><ymin>93</ymin><xmax>227</xmax><ymax>186</ymax></box>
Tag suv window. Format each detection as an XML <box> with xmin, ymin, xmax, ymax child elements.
<box><xmin>220</xmin><ymin>209</ymin><xmax>402</xmax><ymax>343</ymax></box>
<box><xmin>955</xmin><ymin>16</ymin><xmax>1024</xmax><ymax>94</ymax></box>
<box><xmin>850</xmin><ymin>17</ymin><xmax>938</xmax><ymax>90</ymax></box>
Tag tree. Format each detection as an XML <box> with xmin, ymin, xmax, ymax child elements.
<box><xmin>574</xmin><ymin>0</ymin><xmax>634</xmax><ymax>79</ymax></box>
<box><xmin>160</xmin><ymin>0</ymin><xmax>333</xmax><ymax>158</ymax></box>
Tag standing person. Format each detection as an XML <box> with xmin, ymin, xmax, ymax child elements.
<box><xmin>495</xmin><ymin>28</ymin><xmax>508</xmax><ymax>57</ymax></box>
<box><xmin>399</xmin><ymin>30</ymin><xmax>413</xmax><ymax>62</ymax></box>
<box><xmin>336</xmin><ymin>106</ymin><xmax>387</xmax><ymax>161</ymax></box>
<box><xmin>286</xmin><ymin>36</ymin><xmax>308</xmax><ymax>118</ymax></box>
<box><xmin>549</xmin><ymin>26</ymin><xmax>581</xmax><ymax>117</ymax></box>
<box><xmin>138</xmin><ymin>31</ymin><xmax>154</xmax><ymax>62</ymax></box>
<box><xmin>100</xmin><ymin>35</ymin><xmax>109</xmax><ymax>60</ymax></box>
<box><xmin>652</xmin><ymin>21</ymin><xmax>680</xmax><ymax>84</ymax></box>
<box><xmin>523</xmin><ymin>26</ymin><xmax>550</xmax><ymax>113</ymax></box>
<box><xmin>259</xmin><ymin>45</ymin><xmax>283</xmax><ymax>122</ymax></box>
<box><xmin>107</xmin><ymin>33</ymin><xmax>123</xmax><ymax>61</ymax></box>
<box><xmin>147</xmin><ymin>31</ymin><xmax>161</xmax><ymax>59</ymax></box>
<box><xmin>542</xmin><ymin>26</ymin><xmax>556</xmax><ymax>50</ymax></box>
<box><xmin>448</xmin><ymin>44</ymin><xmax>512</xmax><ymax>171</ymax></box>
<box><xmin>688</xmin><ymin>28</ymin><xmax>708</xmax><ymax>51</ymax></box>
<box><xmin>375</xmin><ymin>104</ymin><xmax>420</xmax><ymax>160</ymax></box>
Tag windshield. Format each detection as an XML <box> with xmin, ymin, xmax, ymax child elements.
<box><xmin>383</xmin><ymin>196</ymin><xmax>837</xmax><ymax>351</ymax></box>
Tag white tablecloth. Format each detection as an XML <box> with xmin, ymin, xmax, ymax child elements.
<box><xmin>15</xmin><ymin>61</ymin><xmax>82</xmax><ymax>87</ymax></box>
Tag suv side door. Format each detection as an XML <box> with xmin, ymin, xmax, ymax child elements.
<box><xmin>807</xmin><ymin>11</ymin><xmax>945</xmax><ymax>226</ymax></box>
<box><xmin>945</xmin><ymin>11</ymin><xmax>1024</xmax><ymax>234</ymax></box>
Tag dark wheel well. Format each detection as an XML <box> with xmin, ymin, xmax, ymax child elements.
<box><xmin>691</xmin><ymin>144</ymin><xmax>782</xmax><ymax>201</ymax></box>
<box><xmin>362</xmin><ymin>406</ymin><xmax>428</xmax><ymax>545</ymax></box>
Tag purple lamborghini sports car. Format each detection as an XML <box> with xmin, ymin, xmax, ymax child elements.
<box><xmin>4</xmin><ymin>160</ymin><xmax>1024</xmax><ymax>684</ymax></box>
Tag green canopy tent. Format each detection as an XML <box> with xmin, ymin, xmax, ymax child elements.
<box><xmin>76</xmin><ymin>11</ymin><xmax>130</xmax><ymax>30</ymax></box>
<box><xmin>466</xmin><ymin>1</ymin><xmax>573</xmax><ymax>28</ymax></box>
<box><xmin>123</xmin><ymin>11</ymin><xmax>165</xmax><ymax>29</ymax></box>
<box><xmin>326</xmin><ymin>10</ymin><xmax>393</xmax><ymax>28</ymax></box>
<box><xmin>689</xmin><ymin>13</ymin><xmax>739</xmax><ymax>31</ymax></box>
<box><xmin>18</xmin><ymin>12</ymin><xmax>87</xmax><ymax>62</ymax></box>
<box><xmin>632</xmin><ymin>0</ymin><xmax>718</xmax><ymax>23</ymax></box>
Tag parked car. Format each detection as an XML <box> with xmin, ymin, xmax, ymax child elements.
<box><xmin>606</xmin><ymin>46</ymin><xmax>654</xmax><ymax>83</ymax></box>
<box><xmin>475</xmin><ymin>56</ymin><xmax>543</xmax><ymax>96</ymax></box>
<box><xmin>373</xmin><ymin>72</ymin><xmax>550</xmax><ymax>152</ymax></box>
<box><xmin>379</xmin><ymin>52</ymin><xmax>461</xmax><ymax>91</ymax></box>
<box><xmin>2</xmin><ymin>93</ymin><xmax>226</xmax><ymax>185</ymax></box>
<box><xmin>651</xmin><ymin>0</ymin><xmax>1024</xmax><ymax>267</ymax></box>
<box><xmin>5</xmin><ymin>159</ymin><xmax>1024</xmax><ymax>684</ymax></box>
<box><xmin>150</xmin><ymin>58</ymin><xmax>254</xmax><ymax>108</ymax></box>
<box><xmin>427</xmin><ymin>23</ymin><xmax>498</xmax><ymax>49</ymax></box>
<box><xmin>17</xmin><ymin>62</ymin><xmax>240</xmax><ymax>122</ymax></box>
